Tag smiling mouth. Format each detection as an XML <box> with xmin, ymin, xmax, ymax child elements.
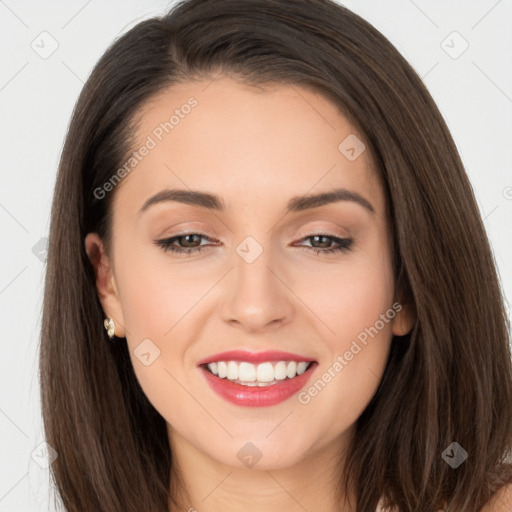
<box><xmin>201</xmin><ymin>360</ymin><xmax>316</xmax><ymax>387</ymax></box>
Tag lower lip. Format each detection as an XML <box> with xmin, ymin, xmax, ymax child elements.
<box><xmin>199</xmin><ymin>363</ymin><xmax>317</xmax><ymax>407</ymax></box>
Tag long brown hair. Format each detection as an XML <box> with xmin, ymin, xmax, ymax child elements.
<box><xmin>40</xmin><ymin>1</ymin><xmax>512</xmax><ymax>510</ymax></box>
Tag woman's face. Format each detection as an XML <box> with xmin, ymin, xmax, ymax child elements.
<box><xmin>86</xmin><ymin>76</ymin><xmax>412</xmax><ymax>470</ymax></box>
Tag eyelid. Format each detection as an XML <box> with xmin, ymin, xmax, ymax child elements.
<box><xmin>155</xmin><ymin>224</ymin><xmax>217</xmax><ymax>240</ymax></box>
<box><xmin>158</xmin><ymin>219</ymin><xmax>349</xmax><ymax>238</ymax></box>
<box><xmin>294</xmin><ymin>225</ymin><xmax>349</xmax><ymax>240</ymax></box>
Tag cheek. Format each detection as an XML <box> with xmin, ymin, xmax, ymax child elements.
<box><xmin>300</xmin><ymin>245</ymin><xmax>395</xmax><ymax>345</ymax></box>
<box><xmin>334</xmin><ymin>266</ymin><xmax>395</xmax><ymax>341</ymax></box>
<box><xmin>112</xmin><ymin>250</ymin><xmax>204</xmax><ymax>424</ymax></box>
<box><xmin>324</xmin><ymin>267</ymin><xmax>394</xmax><ymax>394</ymax></box>
<box><xmin>296</xmin><ymin>241</ymin><xmax>396</xmax><ymax>429</ymax></box>
<box><xmin>336</xmin><ymin>252</ymin><xmax>395</xmax><ymax>371</ymax></box>
<box><xmin>113</xmin><ymin>240</ymin><xmax>206</xmax><ymax>339</ymax></box>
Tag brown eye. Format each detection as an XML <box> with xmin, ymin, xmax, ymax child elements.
<box><xmin>297</xmin><ymin>235</ymin><xmax>354</xmax><ymax>255</ymax></box>
<box><xmin>155</xmin><ymin>233</ymin><xmax>213</xmax><ymax>255</ymax></box>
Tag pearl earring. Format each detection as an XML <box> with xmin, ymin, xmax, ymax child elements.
<box><xmin>104</xmin><ymin>317</ymin><xmax>116</xmax><ymax>339</ymax></box>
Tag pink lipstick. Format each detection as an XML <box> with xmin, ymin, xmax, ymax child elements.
<box><xmin>198</xmin><ymin>350</ymin><xmax>317</xmax><ymax>407</ymax></box>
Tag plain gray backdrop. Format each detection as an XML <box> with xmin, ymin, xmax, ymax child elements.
<box><xmin>1</xmin><ymin>0</ymin><xmax>511</xmax><ymax>510</ymax></box>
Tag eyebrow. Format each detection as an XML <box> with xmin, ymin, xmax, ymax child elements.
<box><xmin>138</xmin><ymin>187</ymin><xmax>375</xmax><ymax>216</ymax></box>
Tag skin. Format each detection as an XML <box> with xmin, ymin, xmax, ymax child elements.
<box><xmin>480</xmin><ymin>485</ymin><xmax>512</xmax><ymax>512</ymax></box>
<box><xmin>85</xmin><ymin>76</ymin><xmax>416</xmax><ymax>512</ymax></box>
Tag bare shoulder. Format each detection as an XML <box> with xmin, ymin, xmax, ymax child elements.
<box><xmin>478</xmin><ymin>483</ymin><xmax>512</xmax><ymax>512</ymax></box>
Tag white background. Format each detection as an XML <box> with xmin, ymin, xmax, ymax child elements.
<box><xmin>0</xmin><ymin>0</ymin><xmax>511</xmax><ymax>510</ymax></box>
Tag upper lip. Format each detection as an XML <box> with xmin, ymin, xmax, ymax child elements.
<box><xmin>197</xmin><ymin>349</ymin><xmax>316</xmax><ymax>366</ymax></box>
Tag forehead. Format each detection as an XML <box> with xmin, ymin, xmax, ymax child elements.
<box><xmin>115</xmin><ymin>76</ymin><xmax>384</xmax><ymax>217</ymax></box>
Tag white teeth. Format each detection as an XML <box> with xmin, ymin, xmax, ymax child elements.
<box><xmin>217</xmin><ymin>361</ymin><xmax>227</xmax><ymax>378</ymax></box>
<box><xmin>205</xmin><ymin>360</ymin><xmax>312</xmax><ymax>384</ymax></box>
<box><xmin>297</xmin><ymin>362</ymin><xmax>309</xmax><ymax>375</ymax></box>
<box><xmin>286</xmin><ymin>361</ymin><xmax>297</xmax><ymax>378</ymax></box>
<box><xmin>274</xmin><ymin>361</ymin><xmax>288</xmax><ymax>380</ymax></box>
<box><xmin>257</xmin><ymin>362</ymin><xmax>275</xmax><ymax>382</ymax></box>
<box><xmin>227</xmin><ymin>361</ymin><xmax>238</xmax><ymax>380</ymax></box>
<box><xmin>238</xmin><ymin>362</ymin><xmax>256</xmax><ymax>382</ymax></box>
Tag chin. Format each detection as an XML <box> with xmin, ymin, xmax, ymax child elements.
<box><xmin>203</xmin><ymin>435</ymin><xmax>313</xmax><ymax>471</ymax></box>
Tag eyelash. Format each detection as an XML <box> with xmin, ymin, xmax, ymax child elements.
<box><xmin>154</xmin><ymin>232</ymin><xmax>354</xmax><ymax>256</ymax></box>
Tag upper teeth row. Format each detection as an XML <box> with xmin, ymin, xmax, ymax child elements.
<box><xmin>207</xmin><ymin>360</ymin><xmax>310</xmax><ymax>382</ymax></box>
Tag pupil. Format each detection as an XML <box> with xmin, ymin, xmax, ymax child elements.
<box><xmin>183</xmin><ymin>234</ymin><xmax>199</xmax><ymax>247</ymax></box>
<box><xmin>313</xmin><ymin>235</ymin><xmax>329</xmax><ymax>248</ymax></box>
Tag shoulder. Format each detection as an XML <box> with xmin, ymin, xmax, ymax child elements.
<box><xmin>378</xmin><ymin>485</ymin><xmax>512</xmax><ymax>512</ymax></box>
<box><xmin>478</xmin><ymin>483</ymin><xmax>512</xmax><ymax>512</ymax></box>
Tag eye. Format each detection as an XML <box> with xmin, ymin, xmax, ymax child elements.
<box><xmin>155</xmin><ymin>233</ymin><xmax>216</xmax><ymax>256</ymax></box>
<box><xmin>154</xmin><ymin>233</ymin><xmax>354</xmax><ymax>256</ymax></box>
<box><xmin>296</xmin><ymin>234</ymin><xmax>354</xmax><ymax>255</ymax></box>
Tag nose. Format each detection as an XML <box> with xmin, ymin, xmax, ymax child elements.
<box><xmin>220</xmin><ymin>243</ymin><xmax>295</xmax><ymax>333</ymax></box>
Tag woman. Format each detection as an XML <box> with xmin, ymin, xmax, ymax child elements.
<box><xmin>39</xmin><ymin>0</ymin><xmax>512</xmax><ymax>510</ymax></box>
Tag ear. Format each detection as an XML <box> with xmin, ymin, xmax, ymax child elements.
<box><xmin>84</xmin><ymin>233</ymin><xmax>126</xmax><ymax>337</ymax></box>
<box><xmin>391</xmin><ymin>293</ymin><xmax>416</xmax><ymax>337</ymax></box>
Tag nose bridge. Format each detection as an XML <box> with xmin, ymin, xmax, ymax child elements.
<box><xmin>235</xmin><ymin>234</ymin><xmax>274</xmax><ymax>288</ymax></box>
<box><xmin>221</xmin><ymin>233</ymin><xmax>293</xmax><ymax>331</ymax></box>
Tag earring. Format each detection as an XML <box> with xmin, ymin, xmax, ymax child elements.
<box><xmin>104</xmin><ymin>317</ymin><xmax>117</xmax><ymax>340</ymax></box>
